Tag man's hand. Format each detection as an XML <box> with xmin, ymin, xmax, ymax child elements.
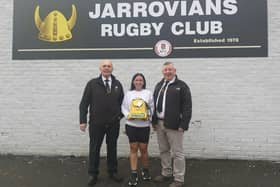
<box><xmin>80</xmin><ymin>123</ymin><xmax>87</xmax><ymax>132</ymax></box>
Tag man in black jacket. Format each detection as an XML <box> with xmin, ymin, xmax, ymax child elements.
<box><xmin>152</xmin><ymin>62</ymin><xmax>192</xmax><ymax>187</ymax></box>
<box><xmin>79</xmin><ymin>60</ymin><xmax>124</xmax><ymax>186</ymax></box>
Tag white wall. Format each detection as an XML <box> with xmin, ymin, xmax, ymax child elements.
<box><xmin>0</xmin><ymin>0</ymin><xmax>280</xmax><ymax>161</ymax></box>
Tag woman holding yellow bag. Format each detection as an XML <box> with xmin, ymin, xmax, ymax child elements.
<box><xmin>121</xmin><ymin>73</ymin><xmax>154</xmax><ymax>186</ymax></box>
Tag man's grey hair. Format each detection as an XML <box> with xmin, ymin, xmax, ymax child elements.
<box><xmin>163</xmin><ymin>62</ymin><xmax>174</xmax><ymax>66</ymax></box>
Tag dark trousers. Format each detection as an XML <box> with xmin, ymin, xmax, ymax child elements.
<box><xmin>88</xmin><ymin>122</ymin><xmax>120</xmax><ymax>176</ymax></box>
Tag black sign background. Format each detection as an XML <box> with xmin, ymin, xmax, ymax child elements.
<box><xmin>13</xmin><ymin>0</ymin><xmax>268</xmax><ymax>59</ymax></box>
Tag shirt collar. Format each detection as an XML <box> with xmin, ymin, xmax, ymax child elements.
<box><xmin>165</xmin><ymin>76</ymin><xmax>175</xmax><ymax>84</ymax></box>
<box><xmin>102</xmin><ymin>76</ymin><xmax>112</xmax><ymax>82</ymax></box>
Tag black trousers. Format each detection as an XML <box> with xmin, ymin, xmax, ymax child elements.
<box><xmin>88</xmin><ymin>122</ymin><xmax>120</xmax><ymax>176</ymax></box>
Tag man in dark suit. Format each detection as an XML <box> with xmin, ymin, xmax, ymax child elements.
<box><xmin>152</xmin><ymin>62</ymin><xmax>192</xmax><ymax>187</ymax></box>
<box><xmin>79</xmin><ymin>60</ymin><xmax>124</xmax><ymax>186</ymax></box>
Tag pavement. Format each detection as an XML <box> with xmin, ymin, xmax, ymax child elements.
<box><xmin>0</xmin><ymin>155</ymin><xmax>280</xmax><ymax>187</ymax></box>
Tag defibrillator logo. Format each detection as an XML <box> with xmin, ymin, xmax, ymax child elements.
<box><xmin>34</xmin><ymin>5</ymin><xmax>77</xmax><ymax>42</ymax></box>
<box><xmin>154</xmin><ymin>40</ymin><xmax>172</xmax><ymax>57</ymax></box>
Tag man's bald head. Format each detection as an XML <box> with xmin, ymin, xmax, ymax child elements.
<box><xmin>99</xmin><ymin>60</ymin><xmax>113</xmax><ymax>78</ymax></box>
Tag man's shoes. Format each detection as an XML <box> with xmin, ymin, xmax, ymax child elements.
<box><xmin>109</xmin><ymin>173</ymin><xmax>123</xmax><ymax>182</ymax></box>
<box><xmin>153</xmin><ymin>174</ymin><xmax>173</xmax><ymax>183</ymax></box>
<box><xmin>169</xmin><ymin>181</ymin><xmax>184</xmax><ymax>187</ymax></box>
<box><xmin>88</xmin><ymin>175</ymin><xmax>98</xmax><ymax>186</ymax></box>
<box><xmin>128</xmin><ymin>172</ymin><xmax>138</xmax><ymax>186</ymax></box>
<box><xmin>141</xmin><ymin>169</ymin><xmax>152</xmax><ymax>181</ymax></box>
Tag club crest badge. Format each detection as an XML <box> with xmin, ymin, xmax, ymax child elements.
<box><xmin>34</xmin><ymin>5</ymin><xmax>77</xmax><ymax>42</ymax></box>
<box><xmin>154</xmin><ymin>40</ymin><xmax>172</xmax><ymax>57</ymax></box>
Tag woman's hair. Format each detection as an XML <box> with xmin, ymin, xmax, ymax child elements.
<box><xmin>130</xmin><ymin>73</ymin><xmax>146</xmax><ymax>90</ymax></box>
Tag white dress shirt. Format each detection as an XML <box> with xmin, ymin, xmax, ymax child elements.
<box><xmin>102</xmin><ymin>76</ymin><xmax>112</xmax><ymax>88</ymax></box>
<box><xmin>156</xmin><ymin>77</ymin><xmax>176</xmax><ymax>119</ymax></box>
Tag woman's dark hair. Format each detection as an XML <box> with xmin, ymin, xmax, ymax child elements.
<box><xmin>130</xmin><ymin>73</ymin><xmax>146</xmax><ymax>90</ymax></box>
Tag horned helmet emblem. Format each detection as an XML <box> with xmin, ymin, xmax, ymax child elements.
<box><xmin>34</xmin><ymin>5</ymin><xmax>77</xmax><ymax>42</ymax></box>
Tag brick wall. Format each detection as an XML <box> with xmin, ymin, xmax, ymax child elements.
<box><xmin>0</xmin><ymin>0</ymin><xmax>280</xmax><ymax>160</ymax></box>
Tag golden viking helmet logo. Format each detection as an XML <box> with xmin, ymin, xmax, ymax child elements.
<box><xmin>34</xmin><ymin>5</ymin><xmax>77</xmax><ymax>42</ymax></box>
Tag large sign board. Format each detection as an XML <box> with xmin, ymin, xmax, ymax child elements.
<box><xmin>13</xmin><ymin>0</ymin><xmax>268</xmax><ymax>59</ymax></box>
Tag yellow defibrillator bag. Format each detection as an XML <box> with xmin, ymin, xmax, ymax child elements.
<box><xmin>128</xmin><ymin>98</ymin><xmax>148</xmax><ymax>120</ymax></box>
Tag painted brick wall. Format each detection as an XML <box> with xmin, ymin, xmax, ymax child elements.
<box><xmin>0</xmin><ymin>0</ymin><xmax>280</xmax><ymax>161</ymax></box>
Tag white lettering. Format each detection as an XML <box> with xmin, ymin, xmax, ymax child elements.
<box><xmin>127</xmin><ymin>23</ymin><xmax>139</xmax><ymax>36</ymax></box>
<box><xmin>90</xmin><ymin>0</ymin><xmax>239</xmax><ymax>19</ymax></box>
<box><xmin>196</xmin><ymin>21</ymin><xmax>209</xmax><ymax>35</ymax></box>
<box><xmin>206</xmin><ymin>0</ymin><xmax>222</xmax><ymax>15</ymax></box>
<box><xmin>185</xmin><ymin>22</ymin><xmax>196</xmax><ymax>35</ymax></box>
<box><xmin>101</xmin><ymin>3</ymin><xmax>116</xmax><ymax>18</ymax></box>
<box><xmin>223</xmin><ymin>0</ymin><xmax>238</xmax><ymax>15</ymax></box>
<box><xmin>148</xmin><ymin>1</ymin><xmax>165</xmax><ymax>17</ymax></box>
<box><xmin>113</xmin><ymin>24</ymin><xmax>125</xmax><ymax>37</ymax></box>
<box><xmin>89</xmin><ymin>4</ymin><xmax>100</xmax><ymax>19</ymax></box>
<box><xmin>211</xmin><ymin>21</ymin><xmax>223</xmax><ymax>34</ymax></box>
<box><xmin>181</xmin><ymin>1</ymin><xmax>187</xmax><ymax>16</ymax></box>
<box><xmin>133</xmin><ymin>2</ymin><xmax>148</xmax><ymax>17</ymax></box>
<box><xmin>171</xmin><ymin>21</ymin><xmax>223</xmax><ymax>35</ymax></box>
<box><xmin>117</xmin><ymin>3</ymin><xmax>131</xmax><ymax>18</ymax></box>
<box><xmin>101</xmin><ymin>24</ymin><xmax>113</xmax><ymax>37</ymax></box>
<box><xmin>152</xmin><ymin>22</ymin><xmax>164</xmax><ymax>35</ymax></box>
<box><xmin>188</xmin><ymin>0</ymin><xmax>204</xmax><ymax>16</ymax></box>
<box><xmin>171</xmin><ymin>22</ymin><xmax>184</xmax><ymax>35</ymax></box>
<box><xmin>100</xmin><ymin>23</ymin><xmax>164</xmax><ymax>37</ymax></box>
<box><xmin>164</xmin><ymin>1</ymin><xmax>180</xmax><ymax>16</ymax></box>
<box><xmin>140</xmin><ymin>23</ymin><xmax>151</xmax><ymax>36</ymax></box>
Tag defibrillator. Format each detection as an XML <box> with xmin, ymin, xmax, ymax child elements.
<box><xmin>128</xmin><ymin>98</ymin><xmax>148</xmax><ymax>120</ymax></box>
